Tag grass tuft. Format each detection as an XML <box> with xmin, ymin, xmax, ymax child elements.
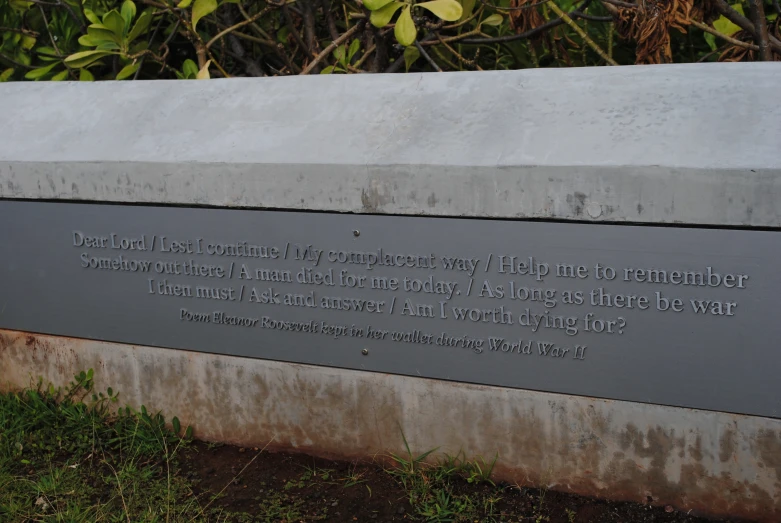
<box><xmin>384</xmin><ymin>430</ymin><xmax>503</xmax><ymax>522</ymax></box>
<box><xmin>0</xmin><ymin>369</ymin><xmax>197</xmax><ymax>522</ymax></box>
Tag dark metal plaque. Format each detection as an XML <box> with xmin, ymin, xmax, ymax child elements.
<box><xmin>1</xmin><ymin>200</ymin><xmax>779</xmax><ymax>417</ymax></box>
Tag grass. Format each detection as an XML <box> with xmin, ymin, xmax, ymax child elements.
<box><xmin>3</xmin><ymin>371</ymin><xmax>692</xmax><ymax>523</ymax></box>
<box><xmin>0</xmin><ymin>370</ymin><xmax>527</xmax><ymax>522</ymax></box>
<box><xmin>383</xmin><ymin>429</ymin><xmax>506</xmax><ymax>522</ymax></box>
<box><xmin>0</xmin><ymin>369</ymin><xmax>201</xmax><ymax>522</ymax></box>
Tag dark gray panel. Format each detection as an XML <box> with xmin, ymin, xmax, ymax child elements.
<box><xmin>1</xmin><ymin>201</ymin><xmax>778</xmax><ymax>417</ymax></box>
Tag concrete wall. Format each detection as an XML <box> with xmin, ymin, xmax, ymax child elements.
<box><xmin>2</xmin><ymin>63</ymin><xmax>781</xmax><ymax>520</ymax></box>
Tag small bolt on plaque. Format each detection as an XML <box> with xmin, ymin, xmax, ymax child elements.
<box><xmin>362</xmin><ymin>348</ymin><xmax>369</xmax><ymax>355</ymax></box>
<box><xmin>353</xmin><ymin>230</ymin><xmax>360</xmax><ymax>237</ymax></box>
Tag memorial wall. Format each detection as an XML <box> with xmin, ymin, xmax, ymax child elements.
<box><xmin>1</xmin><ymin>63</ymin><xmax>780</xmax><ymax>521</ymax></box>
<box><xmin>1</xmin><ymin>202</ymin><xmax>779</xmax><ymax>417</ymax></box>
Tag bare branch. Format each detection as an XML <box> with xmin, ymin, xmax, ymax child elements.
<box><xmin>302</xmin><ymin>0</ymin><xmax>319</xmax><ymax>56</ymax></box>
<box><xmin>747</xmin><ymin>0</ymin><xmax>772</xmax><ymax>60</ymax></box>
<box><xmin>320</xmin><ymin>0</ymin><xmax>340</xmax><ymax>42</ymax></box>
<box><xmin>206</xmin><ymin>7</ymin><xmax>273</xmax><ymax>49</ymax></box>
<box><xmin>713</xmin><ymin>0</ymin><xmax>781</xmax><ymax>54</ymax></box>
<box><xmin>415</xmin><ymin>39</ymin><xmax>443</xmax><ymax>71</ymax></box>
<box><xmin>282</xmin><ymin>4</ymin><xmax>314</xmax><ymax>58</ymax></box>
<box><xmin>300</xmin><ymin>21</ymin><xmax>365</xmax><ymax>75</ymax></box>
<box><xmin>0</xmin><ymin>27</ymin><xmax>38</xmax><ymax>35</ymax></box>
<box><xmin>0</xmin><ymin>53</ymin><xmax>36</xmax><ymax>70</ymax></box>
<box><xmin>546</xmin><ymin>0</ymin><xmax>616</xmax><ymax>65</ymax></box>
<box><xmin>688</xmin><ymin>19</ymin><xmax>759</xmax><ymax>51</ymax></box>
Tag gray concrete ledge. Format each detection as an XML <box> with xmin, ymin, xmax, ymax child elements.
<box><xmin>2</xmin><ymin>329</ymin><xmax>780</xmax><ymax>522</ymax></box>
<box><xmin>2</xmin><ymin>63</ymin><xmax>780</xmax><ymax>226</ymax></box>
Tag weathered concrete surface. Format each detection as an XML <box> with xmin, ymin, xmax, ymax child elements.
<box><xmin>1</xmin><ymin>63</ymin><xmax>781</xmax><ymax>226</ymax></box>
<box><xmin>2</xmin><ymin>329</ymin><xmax>779</xmax><ymax>522</ymax></box>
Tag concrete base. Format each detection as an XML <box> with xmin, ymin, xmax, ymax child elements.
<box><xmin>2</xmin><ymin>329</ymin><xmax>778</xmax><ymax>521</ymax></box>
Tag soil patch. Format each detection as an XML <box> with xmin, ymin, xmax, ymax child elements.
<box><xmin>181</xmin><ymin>441</ymin><xmax>741</xmax><ymax>522</ymax></box>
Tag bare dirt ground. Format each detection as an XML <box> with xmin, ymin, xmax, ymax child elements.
<box><xmin>181</xmin><ymin>441</ymin><xmax>742</xmax><ymax>523</ymax></box>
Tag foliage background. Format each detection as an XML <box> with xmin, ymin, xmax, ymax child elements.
<box><xmin>0</xmin><ymin>0</ymin><xmax>778</xmax><ymax>82</ymax></box>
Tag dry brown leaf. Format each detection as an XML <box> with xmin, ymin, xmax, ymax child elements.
<box><xmin>719</xmin><ymin>29</ymin><xmax>781</xmax><ymax>62</ymax></box>
<box><xmin>615</xmin><ymin>0</ymin><xmax>694</xmax><ymax>64</ymax></box>
<box><xmin>509</xmin><ymin>0</ymin><xmax>547</xmax><ymax>40</ymax></box>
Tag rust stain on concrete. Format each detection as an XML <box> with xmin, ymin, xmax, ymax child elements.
<box><xmin>2</xmin><ymin>329</ymin><xmax>780</xmax><ymax>522</ymax></box>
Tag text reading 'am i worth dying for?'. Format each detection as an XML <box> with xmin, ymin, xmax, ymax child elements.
<box><xmin>73</xmin><ymin>232</ymin><xmax>750</xmax><ymax>361</ymax></box>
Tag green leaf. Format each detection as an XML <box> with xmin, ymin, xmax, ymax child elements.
<box><xmin>102</xmin><ymin>10</ymin><xmax>126</xmax><ymax>38</ymax></box>
<box><xmin>78</xmin><ymin>34</ymin><xmax>99</xmax><ymax>46</ymax></box>
<box><xmin>370</xmin><ymin>1</ymin><xmax>404</xmax><ymax>28</ymax></box>
<box><xmin>320</xmin><ymin>65</ymin><xmax>335</xmax><ymax>74</ymax></box>
<box><xmin>121</xmin><ymin>0</ymin><xmax>137</xmax><ymax>29</ymax></box>
<box><xmin>95</xmin><ymin>42</ymin><xmax>121</xmax><ymax>51</ymax></box>
<box><xmin>192</xmin><ymin>0</ymin><xmax>217</xmax><ymax>32</ymax></box>
<box><xmin>416</xmin><ymin>0</ymin><xmax>462</xmax><ymax>21</ymax></box>
<box><xmin>182</xmin><ymin>58</ymin><xmax>199</xmax><ymax>78</ymax></box>
<box><xmin>363</xmin><ymin>0</ymin><xmax>395</xmax><ymax>10</ymax></box>
<box><xmin>333</xmin><ymin>44</ymin><xmax>346</xmax><ymax>66</ymax></box>
<box><xmin>79</xmin><ymin>35</ymin><xmax>120</xmax><ymax>50</ymax></box>
<box><xmin>37</xmin><ymin>53</ymin><xmax>62</xmax><ymax>63</ymax></box>
<box><xmin>35</xmin><ymin>46</ymin><xmax>60</xmax><ymax>61</ymax></box>
<box><xmin>348</xmin><ymin>38</ymin><xmax>360</xmax><ymax>62</ymax></box>
<box><xmin>24</xmin><ymin>62</ymin><xmax>57</xmax><ymax>80</ymax></box>
<box><xmin>394</xmin><ymin>5</ymin><xmax>416</xmax><ymax>46</ymax></box>
<box><xmin>0</xmin><ymin>68</ymin><xmax>13</xmax><ymax>82</ymax></box>
<box><xmin>177</xmin><ymin>0</ymin><xmax>193</xmax><ymax>6</ymax></box>
<box><xmin>9</xmin><ymin>0</ymin><xmax>33</xmax><ymax>11</ymax></box>
<box><xmin>80</xmin><ymin>68</ymin><xmax>95</xmax><ymax>81</ymax></box>
<box><xmin>87</xmin><ymin>25</ymin><xmax>122</xmax><ymax>45</ymax></box>
<box><xmin>116</xmin><ymin>62</ymin><xmax>139</xmax><ymax>79</ymax></box>
<box><xmin>458</xmin><ymin>0</ymin><xmax>476</xmax><ymax>22</ymax></box>
<box><xmin>172</xmin><ymin>416</ymin><xmax>181</xmax><ymax>434</ymax></box>
<box><xmin>712</xmin><ymin>15</ymin><xmax>741</xmax><ymax>36</ymax></box>
<box><xmin>703</xmin><ymin>32</ymin><xmax>716</xmax><ymax>51</ymax></box>
<box><xmin>481</xmin><ymin>13</ymin><xmax>502</xmax><ymax>26</ymax></box>
<box><xmin>83</xmin><ymin>8</ymin><xmax>101</xmax><ymax>25</ymax></box>
<box><xmin>14</xmin><ymin>49</ymin><xmax>30</xmax><ymax>66</ymax></box>
<box><xmin>276</xmin><ymin>26</ymin><xmax>290</xmax><ymax>43</ymax></box>
<box><xmin>713</xmin><ymin>4</ymin><xmax>743</xmax><ymax>36</ymax></box>
<box><xmin>403</xmin><ymin>45</ymin><xmax>419</xmax><ymax>71</ymax></box>
<box><xmin>64</xmin><ymin>50</ymin><xmax>115</xmax><ymax>68</ymax></box>
<box><xmin>20</xmin><ymin>35</ymin><xmax>36</xmax><ymax>50</ymax></box>
<box><xmin>127</xmin><ymin>10</ymin><xmax>152</xmax><ymax>43</ymax></box>
<box><xmin>51</xmin><ymin>69</ymin><xmax>69</xmax><ymax>81</ymax></box>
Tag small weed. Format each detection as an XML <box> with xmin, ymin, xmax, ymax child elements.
<box><xmin>388</xmin><ymin>427</ymin><xmax>439</xmax><ymax>478</ymax></box>
<box><xmin>533</xmin><ymin>486</ymin><xmax>551</xmax><ymax>523</ymax></box>
<box><xmin>300</xmin><ymin>462</ymin><xmax>335</xmax><ymax>483</ymax></box>
<box><xmin>342</xmin><ymin>463</ymin><xmax>367</xmax><ymax>488</ymax></box>
<box><xmin>384</xmin><ymin>430</ymin><xmax>503</xmax><ymax>522</ymax></box>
